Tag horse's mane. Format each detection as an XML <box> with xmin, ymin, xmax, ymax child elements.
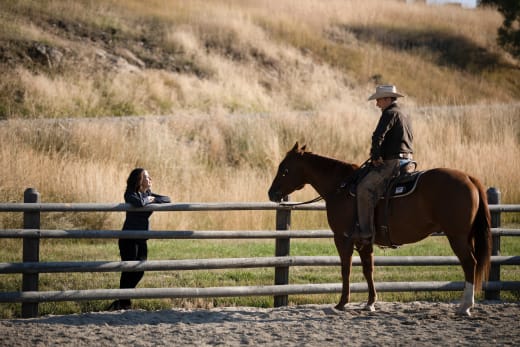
<box><xmin>302</xmin><ymin>150</ymin><xmax>358</xmax><ymax>177</ymax></box>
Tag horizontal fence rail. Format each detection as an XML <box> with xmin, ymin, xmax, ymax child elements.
<box><xmin>2</xmin><ymin>282</ymin><xmax>520</xmax><ymax>304</ymax></box>
<box><xmin>0</xmin><ymin>202</ymin><xmax>518</xmax><ymax>212</ymax></box>
<box><xmin>0</xmin><ymin>187</ymin><xmax>519</xmax><ymax>318</ymax></box>
<box><xmin>0</xmin><ymin>229</ymin><xmax>519</xmax><ymax>239</ymax></box>
<box><xmin>1</xmin><ymin>228</ymin><xmax>519</xmax><ymax>239</ymax></box>
<box><xmin>1</xmin><ymin>256</ymin><xmax>519</xmax><ymax>274</ymax></box>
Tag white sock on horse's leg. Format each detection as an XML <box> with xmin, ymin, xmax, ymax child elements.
<box><xmin>458</xmin><ymin>281</ymin><xmax>474</xmax><ymax>316</ymax></box>
<box><xmin>364</xmin><ymin>303</ymin><xmax>375</xmax><ymax>311</ymax></box>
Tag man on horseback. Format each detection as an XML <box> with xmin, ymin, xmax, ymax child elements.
<box><xmin>349</xmin><ymin>85</ymin><xmax>414</xmax><ymax>245</ymax></box>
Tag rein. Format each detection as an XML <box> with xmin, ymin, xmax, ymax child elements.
<box><xmin>278</xmin><ymin>158</ymin><xmax>371</xmax><ymax>207</ymax></box>
<box><xmin>279</xmin><ymin>195</ymin><xmax>323</xmax><ymax>207</ymax></box>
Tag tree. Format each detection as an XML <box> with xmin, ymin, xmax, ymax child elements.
<box><xmin>480</xmin><ymin>0</ymin><xmax>520</xmax><ymax>60</ymax></box>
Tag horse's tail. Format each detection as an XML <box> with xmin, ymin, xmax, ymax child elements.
<box><xmin>470</xmin><ymin>176</ymin><xmax>492</xmax><ymax>291</ymax></box>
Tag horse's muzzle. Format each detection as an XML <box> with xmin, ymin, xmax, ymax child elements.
<box><xmin>268</xmin><ymin>188</ymin><xmax>283</xmax><ymax>203</ymax></box>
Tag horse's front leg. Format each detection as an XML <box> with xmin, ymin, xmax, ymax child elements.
<box><xmin>333</xmin><ymin>234</ymin><xmax>354</xmax><ymax>310</ymax></box>
<box><xmin>358</xmin><ymin>243</ymin><xmax>377</xmax><ymax>311</ymax></box>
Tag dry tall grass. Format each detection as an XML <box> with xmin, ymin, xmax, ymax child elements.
<box><xmin>1</xmin><ymin>103</ymin><xmax>518</xmax><ymax>230</ymax></box>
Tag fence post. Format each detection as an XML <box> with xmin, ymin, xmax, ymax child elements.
<box><xmin>274</xmin><ymin>195</ymin><xmax>291</xmax><ymax>307</ymax></box>
<box><xmin>22</xmin><ymin>188</ymin><xmax>41</xmax><ymax>318</ymax></box>
<box><xmin>485</xmin><ymin>187</ymin><xmax>501</xmax><ymax>300</ymax></box>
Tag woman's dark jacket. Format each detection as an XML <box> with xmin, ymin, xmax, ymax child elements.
<box><xmin>122</xmin><ymin>190</ymin><xmax>171</xmax><ymax>231</ymax></box>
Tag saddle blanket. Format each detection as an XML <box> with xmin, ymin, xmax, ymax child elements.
<box><xmin>388</xmin><ymin>170</ymin><xmax>424</xmax><ymax>198</ymax></box>
<box><xmin>348</xmin><ymin>170</ymin><xmax>425</xmax><ymax>199</ymax></box>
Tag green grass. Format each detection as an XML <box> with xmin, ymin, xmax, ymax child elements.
<box><xmin>1</xmin><ymin>233</ymin><xmax>519</xmax><ymax>318</ymax></box>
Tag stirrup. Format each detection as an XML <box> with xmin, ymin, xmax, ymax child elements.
<box><xmin>359</xmin><ymin>235</ymin><xmax>372</xmax><ymax>244</ymax></box>
<box><xmin>344</xmin><ymin>223</ymin><xmax>361</xmax><ymax>239</ymax></box>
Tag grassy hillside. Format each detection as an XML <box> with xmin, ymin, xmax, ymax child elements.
<box><xmin>0</xmin><ymin>0</ymin><xmax>519</xmax><ymax>119</ymax></box>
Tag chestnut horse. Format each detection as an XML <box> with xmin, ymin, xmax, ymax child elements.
<box><xmin>268</xmin><ymin>143</ymin><xmax>491</xmax><ymax>316</ymax></box>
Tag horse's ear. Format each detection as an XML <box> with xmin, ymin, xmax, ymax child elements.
<box><xmin>291</xmin><ymin>142</ymin><xmax>299</xmax><ymax>152</ymax></box>
<box><xmin>301</xmin><ymin>144</ymin><xmax>307</xmax><ymax>151</ymax></box>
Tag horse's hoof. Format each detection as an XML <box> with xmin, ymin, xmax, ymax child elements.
<box><xmin>364</xmin><ymin>304</ymin><xmax>375</xmax><ymax>312</ymax></box>
<box><xmin>334</xmin><ymin>304</ymin><xmax>346</xmax><ymax>311</ymax></box>
<box><xmin>457</xmin><ymin>307</ymin><xmax>472</xmax><ymax>316</ymax></box>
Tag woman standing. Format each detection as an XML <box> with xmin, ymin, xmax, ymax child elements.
<box><xmin>108</xmin><ymin>168</ymin><xmax>171</xmax><ymax>310</ymax></box>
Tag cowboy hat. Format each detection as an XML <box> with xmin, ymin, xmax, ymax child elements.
<box><xmin>367</xmin><ymin>85</ymin><xmax>404</xmax><ymax>101</ymax></box>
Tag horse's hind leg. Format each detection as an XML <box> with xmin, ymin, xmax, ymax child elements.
<box><xmin>447</xmin><ymin>234</ymin><xmax>476</xmax><ymax>316</ymax></box>
<box><xmin>358</xmin><ymin>244</ymin><xmax>377</xmax><ymax>311</ymax></box>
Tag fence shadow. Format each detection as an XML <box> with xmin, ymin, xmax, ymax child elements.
<box><xmin>10</xmin><ymin>306</ymin><xmax>335</xmax><ymax>326</ymax></box>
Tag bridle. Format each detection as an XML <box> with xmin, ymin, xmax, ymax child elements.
<box><xmin>277</xmin><ymin>159</ymin><xmax>371</xmax><ymax>207</ymax></box>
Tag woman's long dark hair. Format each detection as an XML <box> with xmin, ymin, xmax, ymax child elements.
<box><xmin>126</xmin><ymin>168</ymin><xmax>145</xmax><ymax>193</ymax></box>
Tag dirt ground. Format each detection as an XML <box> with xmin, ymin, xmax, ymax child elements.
<box><xmin>1</xmin><ymin>301</ymin><xmax>519</xmax><ymax>346</ymax></box>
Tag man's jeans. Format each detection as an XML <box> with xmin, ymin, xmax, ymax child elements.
<box><xmin>356</xmin><ymin>159</ymin><xmax>399</xmax><ymax>239</ymax></box>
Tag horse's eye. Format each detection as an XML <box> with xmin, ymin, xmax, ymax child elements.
<box><xmin>282</xmin><ymin>168</ymin><xmax>289</xmax><ymax>177</ymax></box>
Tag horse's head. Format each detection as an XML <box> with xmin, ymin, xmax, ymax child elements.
<box><xmin>268</xmin><ymin>142</ymin><xmax>308</xmax><ymax>202</ymax></box>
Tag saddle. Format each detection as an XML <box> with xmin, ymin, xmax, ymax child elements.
<box><xmin>348</xmin><ymin>161</ymin><xmax>424</xmax><ymax>199</ymax></box>
<box><xmin>346</xmin><ymin>161</ymin><xmax>425</xmax><ymax>248</ymax></box>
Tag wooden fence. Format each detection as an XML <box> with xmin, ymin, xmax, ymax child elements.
<box><xmin>0</xmin><ymin>187</ymin><xmax>519</xmax><ymax>318</ymax></box>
